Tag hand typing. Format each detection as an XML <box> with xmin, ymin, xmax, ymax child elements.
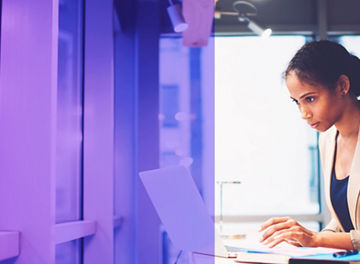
<box><xmin>258</xmin><ymin>217</ymin><xmax>319</xmax><ymax>248</ymax></box>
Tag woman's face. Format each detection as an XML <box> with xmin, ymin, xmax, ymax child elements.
<box><xmin>286</xmin><ymin>71</ymin><xmax>344</xmax><ymax>132</ymax></box>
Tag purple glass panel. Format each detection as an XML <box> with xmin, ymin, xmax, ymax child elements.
<box><xmin>113</xmin><ymin>29</ymin><xmax>136</xmax><ymax>264</ymax></box>
<box><xmin>56</xmin><ymin>0</ymin><xmax>83</xmax><ymax>224</ymax></box>
<box><xmin>56</xmin><ymin>241</ymin><xmax>81</xmax><ymax>264</ymax></box>
<box><xmin>159</xmin><ymin>36</ymin><xmax>215</xmax><ymax>263</ymax></box>
<box><xmin>83</xmin><ymin>0</ymin><xmax>115</xmax><ymax>262</ymax></box>
<box><xmin>56</xmin><ymin>0</ymin><xmax>83</xmax><ymax>262</ymax></box>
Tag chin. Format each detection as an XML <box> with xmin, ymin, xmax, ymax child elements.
<box><xmin>316</xmin><ymin>124</ymin><xmax>332</xmax><ymax>132</ymax></box>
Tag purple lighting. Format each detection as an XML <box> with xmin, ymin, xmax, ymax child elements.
<box><xmin>0</xmin><ymin>0</ymin><xmax>214</xmax><ymax>262</ymax></box>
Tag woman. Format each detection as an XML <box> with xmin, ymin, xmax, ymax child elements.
<box><xmin>258</xmin><ymin>40</ymin><xmax>360</xmax><ymax>250</ymax></box>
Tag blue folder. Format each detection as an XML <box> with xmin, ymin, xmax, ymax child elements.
<box><xmin>290</xmin><ymin>251</ymin><xmax>360</xmax><ymax>263</ymax></box>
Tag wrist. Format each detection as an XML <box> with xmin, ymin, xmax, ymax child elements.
<box><xmin>312</xmin><ymin>231</ymin><xmax>322</xmax><ymax>247</ymax></box>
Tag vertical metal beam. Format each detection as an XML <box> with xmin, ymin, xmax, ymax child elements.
<box><xmin>136</xmin><ymin>1</ymin><xmax>161</xmax><ymax>264</ymax></box>
<box><xmin>317</xmin><ymin>0</ymin><xmax>328</xmax><ymax>40</ymax></box>
<box><xmin>201</xmin><ymin>39</ymin><xmax>215</xmax><ymax>219</ymax></box>
<box><xmin>190</xmin><ymin>48</ymin><xmax>204</xmax><ymax>193</ymax></box>
<box><xmin>113</xmin><ymin>13</ymin><xmax>137</xmax><ymax>264</ymax></box>
<box><xmin>83</xmin><ymin>0</ymin><xmax>114</xmax><ymax>263</ymax></box>
<box><xmin>0</xmin><ymin>0</ymin><xmax>58</xmax><ymax>262</ymax></box>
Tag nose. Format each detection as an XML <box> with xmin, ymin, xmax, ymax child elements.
<box><xmin>300</xmin><ymin>105</ymin><xmax>312</xmax><ymax>120</ymax></box>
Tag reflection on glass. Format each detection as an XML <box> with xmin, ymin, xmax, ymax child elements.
<box><xmin>56</xmin><ymin>241</ymin><xmax>81</xmax><ymax>264</ymax></box>
<box><xmin>159</xmin><ymin>38</ymin><xmax>201</xmax><ymax>264</ymax></box>
<box><xmin>159</xmin><ymin>36</ymin><xmax>215</xmax><ymax>264</ymax></box>
<box><xmin>159</xmin><ymin>38</ymin><xmax>193</xmax><ymax>170</ymax></box>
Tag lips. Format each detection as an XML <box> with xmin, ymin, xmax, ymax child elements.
<box><xmin>310</xmin><ymin>122</ymin><xmax>320</xmax><ymax>128</ymax></box>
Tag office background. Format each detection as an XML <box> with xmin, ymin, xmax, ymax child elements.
<box><xmin>1</xmin><ymin>0</ymin><xmax>360</xmax><ymax>263</ymax></box>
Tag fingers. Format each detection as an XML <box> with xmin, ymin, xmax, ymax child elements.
<box><xmin>258</xmin><ymin>217</ymin><xmax>291</xmax><ymax>232</ymax></box>
<box><xmin>259</xmin><ymin>217</ymin><xmax>318</xmax><ymax>248</ymax></box>
<box><xmin>264</xmin><ymin>227</ymin><xmax>316</xmax><ymax>248</ymax></box>
<box><xmin>263</xmin><ymin>226</ymin><xmax>299</xmax><ymax>246</ymax></box>
<box><xmin>285</xmin><ymin>239</ymin><xmax>303</xmax><ymax>247</ymax></box>
<box><xmin>259</xmin><ymin>217</ymin><xmax>317</xmax><ymax>248</ymax></box>
<box><xmin>266</xmin><ymin>230</ymin><xmax>303</xmax><ymax>248</ymax></box>
<box><xmin>260</xmin><ymin>219</ymin><xmax>297</xmax><ymax>242</ymax></box>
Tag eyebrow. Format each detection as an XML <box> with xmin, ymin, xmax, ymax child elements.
<box><xmin>290</xmin><ymin>92</ymin><xmax>317</xmax><ymax>101</ymax></box>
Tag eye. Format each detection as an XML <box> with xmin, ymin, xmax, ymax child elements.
<box><xmin>305</xmin><ymin>97</ymin><xmax>315</xmax><ymax>103</ymax></box>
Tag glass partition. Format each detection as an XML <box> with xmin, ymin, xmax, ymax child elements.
<box><xmin>159</xmin><ymin>37</ymin><xmax>209</xmax><ymax>264</ymax></box>
<box><xmin>56</xmin><ymin>0</ymin><xmax>84</xmax><ymax>262</ymax></box>
<box><xmin>159</xmin><ymin>36</ymin><xmax>321</xmax><ymax>262</ymax></box>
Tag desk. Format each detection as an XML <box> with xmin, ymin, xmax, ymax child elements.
<box><xmin>191</xmin><ymin>252</ymin><xmax>288</xmax><ymax>264</ymax></box>
<box><xmin>192</xmin><ymin>252</ymin><xmax>360</xmax><ymax>264</ymax></box>
<box><xmin>191</xmin><ymin>237</ymin><xmax>360</xmax><ymax>264</ymax></box>
<box><xmin>191</xmin><ymin>235</ymin><xmax>282</xmax><ymax>264</ymax></box>
<box><xmin>191</xmin><ymin>253</ymin><xmax>237</xmax><ymax>264</ymax></box>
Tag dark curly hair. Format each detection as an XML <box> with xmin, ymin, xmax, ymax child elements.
<box><xmin>285</xmin><ymin>40</ymin><xmax>360</xmax><ymax>97</ymax></box>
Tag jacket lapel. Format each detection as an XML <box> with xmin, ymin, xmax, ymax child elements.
<box><xmin>323</xmin><ymin>127</ymin><xmax>339</xmax><ymax>228</ymax></box>
<box><xmin>348</xmin><ymin>127</ymin><xmax>360</xmax><ymax>229</ymax></box>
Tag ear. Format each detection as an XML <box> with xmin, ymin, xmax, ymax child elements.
<box><xmin>336</xmin><ymin>74</ymin><xmax>350</xmax><ymax>96</ymax></box>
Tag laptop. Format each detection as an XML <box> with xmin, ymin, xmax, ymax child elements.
<box><xmin>139</xmin><ymin>165</ymin><xmax>238</xmax><ymax>259</ymax></box>
<box><xmin>140</xmin><ymin>166</ymin><xmax>352</xmax><ymax>264</ymax></box>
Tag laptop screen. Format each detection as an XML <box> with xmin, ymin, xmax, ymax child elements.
<box><xmin>139</xmin><ymin>165</ymin><xmax>218</xmax><ymax>256</ymax></box>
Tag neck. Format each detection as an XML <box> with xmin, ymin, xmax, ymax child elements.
<box><xmin>335</xmin><ymin>99</ymin><xmax>360</xmax><ymax>139</ymax></box>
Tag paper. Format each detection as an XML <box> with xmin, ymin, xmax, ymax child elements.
<box><xmin>270</xmin><ymin>245</ymin><xmax>345</xmax><ymax>257</ymax></box>
<box><xmin>224</xmin><ymin>235</ymin><xmax>345</xmax><ymax>257</ymax></box>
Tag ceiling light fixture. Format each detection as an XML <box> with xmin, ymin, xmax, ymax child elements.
<box><xmin>215</xmin><ymin>0</ymin><xmax>272</xmax><ymax>38</ymax></box>
<box><xmin>237</xmin><ymin>16</ymin><xmax>272</xmax><ymax>38</ymax></box>
<box><xmin>167</xmin><ymin>0</ymin><xmax>189</xmax><ymax>33</ymax></box>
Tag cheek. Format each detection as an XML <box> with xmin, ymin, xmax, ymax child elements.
<box><xmin>314</xmin><ymin>99</ymin><xmax>340</xmax><ymax>124</ymax></box>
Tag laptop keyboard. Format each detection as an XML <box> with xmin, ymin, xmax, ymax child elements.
<box><xmin>225</xmin><ymin>245</ymin><xmax>245</xmax><ymax>253</ymax></box>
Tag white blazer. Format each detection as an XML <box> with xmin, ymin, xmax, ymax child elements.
<box><xmin>319</xmin><ymin>125</ymin><xmax>360</xmax><ymax>249</ymax></box>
